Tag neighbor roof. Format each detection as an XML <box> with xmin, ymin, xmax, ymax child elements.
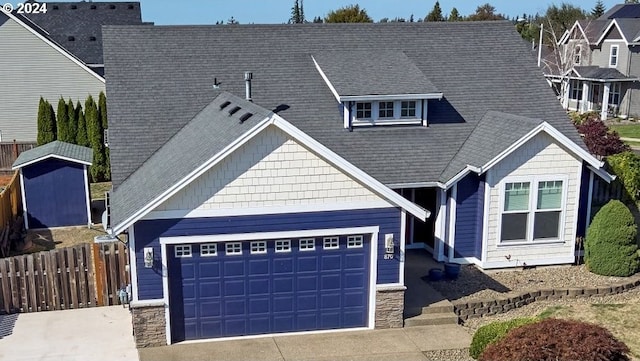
<box><xmin>103</xmin><ymin>21</ymin><xmax>585</xmax><ymax>189</ymax></box>
<box><xmin>24</xmin><ymin>2</ymin><xmax>145</xmax><ymax>65</ymax></box>
<box><xmin>600</xmin><ymin>3</ymin><xmax>640</xmax><ymax>20</ymax></box>
<box><xmin>12</xmin><ymin>141</ymin><xmax>92</xmax><ymax>169</ymax></box>
<box><xmin>573</xmin><ymin>66</ymin><xmax>638</xmax><ymax>81</ymax></box>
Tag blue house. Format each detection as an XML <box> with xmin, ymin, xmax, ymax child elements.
<box><xmin>101</xmin><ymin>22</ymin><xmax>614</xmax><ymax>346</ymax></box>
<box><xmin>12</xmin><ymin>141</ymin><xmax>92</xmax><ymax>229</ymax></box>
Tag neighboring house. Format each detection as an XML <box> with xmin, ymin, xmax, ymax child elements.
<box><xmin>12</xmin><ymin>141</ymin><xmax>92</xmax><ymax>229</ymax></box>
<box><xmin>101</xmin><ymin>22</ymin><xmax>613</xmax><ymax>346</ymax></box>
<box><xmin>0</xmin><ymin>2</ymin><xmax>144</xmax><ymax>143</ymax></box>
<box><xmin>544</xmin><ymin>3</ymin><xmax>640</xmax><ymax>120</ymax></box>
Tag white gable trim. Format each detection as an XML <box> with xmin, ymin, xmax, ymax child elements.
<box><xmin>560</xmin><ymin>21</ymin><xmax>590</xmax><ymax>45</ymax></box>
<box><xmin>311</xmin><ymin>55</ymin><xmax>341</xmax><ymax>102</ymax></box>
<box><xmin>12</xmin><ymin>154</ymin><xmax>92</xmax><ymax>170</ymax></box>
<box><xmin>111</xmin><ymin>113</ymin><xmax>429</xmax><ymax>235</ymax></box>
<box><xmin>445</xmin><ymin>122</ymin><xmax>612</xmax><ymax>189</ymax></box>
<box><xmin>0</xmin><ymin>8</ymin><xmax>105</xmax><ymax>83</ymax></box>
<box><xmin>595</xmin><ymin>20</ymin><xmax>629</xmax><ymax>46</ymax></box>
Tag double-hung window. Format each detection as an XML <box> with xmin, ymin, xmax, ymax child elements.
<box><xmin>500</xmin><ymin>178</ymin><xmax>565</xmax><ymax>243</ymax></box>
<box><xmin>608</xmin><ymin>82</ymin><xmax>621</xmax><ymax>106</ymax></box>
<box><xmin>570</xmin><ymin>80</ymin><xmax>582</xmax><ymax>101</ymax></box>
<box><xmin>610</xmin><ymin>45</ymin><xmax>619</xmax><ymax>67</ymax></box>
<box><xmin>573</xmin><ymin>45</ymin><xmax>581</xmax><ymax>65</ymax></box>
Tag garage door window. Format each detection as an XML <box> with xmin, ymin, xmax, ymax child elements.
<box><xmin>347</xmin><ymin>235</ymin><xmax>364</xmax><ymax>248</ymax></box>
<box><xmin>275</xmin><ymin>240</ymin><xmax>291</xmax><ymax>253</ymax></box>
<box><xmin>226</xmin><ymin>242</ymin><xmax>242</xmax><ymax>255</ymax></box>
<box><xmin>323</xmin><ymin>237</ymin><xmax>339</xmax><ymax>250</ymax></box>
<box><xmin>250</xmin><ymin>241</ymin><xmax>267</xmax><ymax>254</ymax></box>
<box><xmin>299</xmin><ymin>238</ymin><xmax>315</xmax><ymax>251</ymax></box>
<box><xmin>200</xmin><ymin>244</ymin><xmax>217</xmax><ymax>256</ymax></box>
<box><xmin>175</xmin><ymin>245</ymin><xmax>192</xmax><ymax>258</ymax></box>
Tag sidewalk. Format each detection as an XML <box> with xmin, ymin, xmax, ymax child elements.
<box><xmin>138</xmin><ymin>324</ymin><xmax>472</xmax><ymax>361</ymax></box>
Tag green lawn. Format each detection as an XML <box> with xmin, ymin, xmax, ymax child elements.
<box><xmin>610</xmin><ymin>124</ymin><xmax>640</xmax><ymax>139</ymax></box>
<box><xmin>90</xmin><ymin>181</ymin><xmax>112</xmax><ymax>200</ymax></box>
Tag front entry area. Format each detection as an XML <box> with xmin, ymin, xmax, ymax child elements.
<box><xmin>167</xmin><ymin>234</ymin><xmax>372</xmax><ymax>342</ymax></box>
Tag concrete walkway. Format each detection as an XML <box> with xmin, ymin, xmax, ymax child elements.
<box><xmin>138</xmin><ymin>325</ymin><xmax>472</xmax><ymax>361</ymax></box>
<box><xmin>0</xmin><ymin>306</ymin><xmax>137</xmax><ymax>361</ymax></box>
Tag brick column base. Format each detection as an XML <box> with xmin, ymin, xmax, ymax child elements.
<box><xmin>375</xmin><ymin>286</ymin><xmax>406</xmax><ymax>328</ymax></box>
<box><xmin>131</xmin><ymin>303</ymin><xmax>166</xmax><ymax>348</ymax></box>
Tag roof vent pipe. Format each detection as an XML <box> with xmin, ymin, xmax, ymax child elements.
<box><xmin>244</xmin><ymin>71</ymin><xmax>253</xmax><ymax>102</ymax></box>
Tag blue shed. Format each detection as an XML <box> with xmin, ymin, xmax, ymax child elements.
<box><xmin>12</xmin><ymin>141</ymin><xmax>93</xmax><ymax>230</ymax></box>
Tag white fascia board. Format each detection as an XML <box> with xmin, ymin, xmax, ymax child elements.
<box><xmin>587</xmin><ymin>164</ymin><xmax>615</xmax><ymax>183</ymax></box>
<box><xmin>272</xmin><ymin>116</ymin><xmax>430</xmax><ymax>221</ymax></box>
<box><xmin>0</xmin><ymin>8</ymin><xmax>105</xmax><ymax>83</ymax></box>
<box><xmin>386</xmin><ymin>182</ymin><xmax>446</xmax><ymax>189</ymax></box>
<box><xmin>340</xmin><ymin>93</ymin><xmax>443</xmax><ymax>102</ymax></box>
<box><xmin>595</xmin><ymin>20</ymin><xmax>628</xmax><ymax>46</ymax></box>
<box><xmin>443</xmin><ymin>164</ymin><xmax>482</xmax><ymax>190</ymax></box>
<box><xmin>560</xmin><ymin>22</ymin><xmax>589</xmax><ymax>45</ymax></box>
<box><xmin>111</xmin><ymin>115</ymin><xmax>274</xmax><ymax>235</ymax></box>
<box><xmin>12</xmin><ymin>154</ymin><xmax>92</xmax><ymax>170</ymax></box>
<box><xmin>311</xmin><ymin>55</ymin><xmax>341</xmax><ymax>102</ymax></box>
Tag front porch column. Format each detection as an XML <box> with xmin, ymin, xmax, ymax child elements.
<box><xmin>580</xmin><ymin>81</ymin><xmax>590</xmax><ymax>113</ymax></box>
<box><xmin>601</xmin><ymin>82</ymin><xmax>610</xmax><ymax>120</ymax></box>
<box><xmin>561</xmin><ymin>80</ymin><xmax>570</xmax><ymax>109</ymax></box>
<box><xmin>433</xmin><ymin>188</ymin><xmax>447</xmax><ymax>262</ymax></box>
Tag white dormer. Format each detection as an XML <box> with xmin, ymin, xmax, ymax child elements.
<box><xmin>312</xmin><ymin>51</ymin><xmax>443</xmax><ymax>129</ymax></box>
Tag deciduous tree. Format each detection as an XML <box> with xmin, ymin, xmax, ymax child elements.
<box><xmin>467</xmin><ymin>3</ymin><xmax>505</xmax><ymax>21</ymax></box>
<box><xmin>325</xmin><ymin>5</ymin><xmax>372</xmax><ymax>23</ymax></box>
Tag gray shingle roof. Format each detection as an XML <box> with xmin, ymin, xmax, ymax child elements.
<box><xmin>110</xmin><ymin>92</ymin><xmax>272</xmax><ymax>227</ymax></box>
<box><xmin>312</xmin><ymin>51</ymin><xmax>439</xmax><ymax>97</ymax></box>
<box><xmin>12</xmin><ymin>141</ymin><xmax>92</xmax><ymax>169</ymax></box>
<box><xmin>577</xmin><ymin>20</ymin><xmax>610</xmax><ymax>43</ymax></box>
<box><xmin>24</xmin><ymin>2</ymin><xmax>144</xmax><ymax>65</ymax></box>
<box><xmin>600</xmin><ymin>4</ymin><xmax>640</xmax><ymax>20</ymax></box>
<box><xmin>440</xmin><ymin>111</ymin><xmax>542</xmax><ymax>182</ymax></box>
<box><xmin>102</xmin><ymin>21</ymin><xmax>584</xmax><ymax>190</ymax></box>
<box><xmin>615</xmin><ymin>18</ymin><xmax>640</xmax><ymax>42</ymax></box>
<box><xmin>573</xmin><ymin>66</ymin><xmax>636</xmax><ymax>81</ymax></box>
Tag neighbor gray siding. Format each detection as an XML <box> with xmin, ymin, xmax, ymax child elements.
<box><xmin>590</xmin><ymin>41</ymin><xmax>629</xmax><ymax>72</ymax></box>
<box><xmin>0</xmin><ymin>14</ymin><xmax>104</xmax><ymax>142</ymax></box>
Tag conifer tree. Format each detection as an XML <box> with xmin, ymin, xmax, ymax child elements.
<box><xmin>56</xmin><ymin>97</ymin><xmax>70</xmax><ymax>142</ymax></box>
<box><xmin>591</xmin><ymin>0</ymin><xmax>606</xmax><ymax>18</ymax></box>
<box><xmin>448</xmin><ymin>7</ymin><xmax>462</xmax><ymax>21</ymax></box>
<box><xmin>425</xmin><ymin>1</ymin><xmax>444</xmax><ymax>21</ymax></box>
<box><xmin>38</xmin><ymin>99</ymin><xmax>57</xmax><ymax>145</ymax></box>
<box><xmin>75</xmin><ymin>101</ymin><xmax>89</xmax><ymax>147</ymax></box>
<box><xmin>86</xmin><ymin>95</ymin><xmax>105</xmax><ymax>182</ymax></box>
<box><xmin>67</xmin><ymin>98</ymin><xmax>77</xmax><ymax>143</ymax></box>
<box><xmin>98</xmin><ymin>92</ymin><xmax>110</xmax><ymax>181</ymax></box>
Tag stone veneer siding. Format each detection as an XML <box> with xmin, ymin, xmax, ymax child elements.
<box><xmin>452</xmin><ymin>275</ymin><xmax>640</xmax><ymax>321</ymax></box>
<box><xmin>131</xmin><ymin>304</ymin><xmax>166</xmax><ymax>348</ymax></box>
<box><xmin>375</xmin><ymin>287</ymin><xmax>405</xmax><ymax>328</ymax></box>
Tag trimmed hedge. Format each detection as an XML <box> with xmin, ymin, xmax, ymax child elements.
<box><xmin>585</xmin><ymin>200</ymin><xmax>639</xmax><ymax>277</ymax></box>
<box><xmin>607</xmin><ymin>152</ymin><xmax>640</xmax><ymax>203</ymax></box>
<box><xmin>469</xmin><ymin>317</ymin><xmax>537</xmax><ymax>359</ymax></box>
<box><xmin>479</xmin><ymin>318</ymin><xmax>630</xmax><ymax>361</ymax></box>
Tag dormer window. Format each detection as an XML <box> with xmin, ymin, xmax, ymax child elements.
<box><xmin>356</xmin><ymin>102</ymin><xmax>372</xmax><ymax>119</ymax></box>
<box><xmin>379</xmin><ymin>101</ymin><xmax>394</xmax><ymax>118</ymax></box>
<box><xmin>401</xmin><ymin>101</ymin><xmax>416</xmax><ymax>118</ymax></box>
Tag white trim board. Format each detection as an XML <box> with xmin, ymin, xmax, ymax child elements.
<box><xmin>112</xmin><ymin>112</ymin><xmax>429</xmax><ymax>235</ymax></box>
<box><xmin>0</xmin><ymin>8</ymin><xmax>105</xmax><ymax>83</ymax></box>
<box><xmin>83</xmin><ymin>165</ymin><xmax>92</xmax><ymax>227</ymax></box>
<box><xmin>12</xmin><ymin>154</ymin><xmax>92</xmax><ymax>170</ymax></box>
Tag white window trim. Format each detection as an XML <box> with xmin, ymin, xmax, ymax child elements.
<box><xmin>569</xmin><ymin>79</ymin><xmax>582</xmax><ymax>101</ymax></box>
<box><xmin>299</xmin><ymin>238</ymin><xmax>316</xmax><ymax>251</ymax></box>
<box><xmin>610</xmin><ymin>45</ymin><xmax>619</xmax><ymax>67</ymax></box>
<box><xmin>573</xmin><ymin>45</ymin><xmax>581</xmax><ymax>65</ymax></box>
<box><xmin>226</xmin><ymin>242</ymin><xmax>243</xmax><ymax>255</ymax></box>
<box><xmin>347</xmin><ymin>235</ymin><xmax>364</xmax><ymax>248</ymax></box>
<box><xmin>200</xmin><ymin>243</ymin><xmax>217</xmax><ymax>257</ymax></box>
<box><xmin>250</xmin><ymin>241</ymin><xmax>267</xmax><ymax>254</ymax></box>
<box><xmin>174</xmin><ymin>245</ymin><xmax>192</xmax><ymax>258</ymax></box>
<box><xmin>351</xmin><ymin>100</ymin><xmax>423</xmax><ymax>127</ymax></box>
<box><xmin>274</xmin><ymin>239</ymin><xmax>292</xmax><ymax>253</ymax></box>
<box><xmin>323</xmin><ymin>236</ymin><xmax>340</xmax><ymax>250</ymax></box>
<box><xmin>497</xmin><ymin>175</ymin><xmax>568</xmax><ymax>245</ymax></box>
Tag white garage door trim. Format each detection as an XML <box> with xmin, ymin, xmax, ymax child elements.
<box><xmin>160</xmin><ymin>226</ymin><xmax>379</xmax><ymax>345</ymax></box>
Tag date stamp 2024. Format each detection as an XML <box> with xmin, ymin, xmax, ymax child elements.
<box><xmin>2</xmin><ymin>2</ymin><xmax>48</xmax><ymax>14</ymax></box>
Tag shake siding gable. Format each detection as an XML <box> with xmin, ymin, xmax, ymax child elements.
<box><xmin>485</xmin><ymin>132</ymin><xmax>581</xmax><ymax>267</ymax></box>
<box><xmin>453</xmin><ymin>173</ymin><xmax>485</xmax><ymax>259</ymax></box>
<box><xmin>133</xmin><ymin>208</ymin><xmax>401</xmax><ymax>300</ymax></box>
<box><xmin>0</xmin><ymin>15</ymin><xmax>104</xmax><ymax>142</ymax></box>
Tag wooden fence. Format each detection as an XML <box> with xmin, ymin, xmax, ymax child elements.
<box><xmin>0</xmin><ymin>242</ymin><xmax>129</xmax><ymax>314</ymax></box>
<box><xmin>0</xmin><ymin>171</ymin><xmax>22</xmax><ymax>257</ymax></box>
<box><xmin>0</xmin><ymin>142</ymin><xmax>36</xmax><ymax>173</ymax></box>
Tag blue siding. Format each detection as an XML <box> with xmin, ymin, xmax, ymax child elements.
<box><xmin>454</xmin><ymin>173</ymin><xmax>485</xmax><ymax>259</ymax></box>
<box><xmin>22</xmin><ymin>158</ymin><xmax>88</xmax><ymax>229</ymax></box>
<box><xmin>576</xmin><ymin>164</ymin><xmax>591</xmax><ymax>238</ymax></box>
<box><xmin>134</xmin><ymin>208</ymin><xmax>401</xmax><ymax>300</ymax></box>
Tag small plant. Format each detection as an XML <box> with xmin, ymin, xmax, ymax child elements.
<box><xmin>479</xmin><ymin>318</ymin><xmax>630</xmax><ymax>361</ymax></box>
<box><xmin>585</xmin><ymin>200</ymin><xmax>639</xmax><ymax>277</ymax></box>
<box><xmin>469</xmin><ymin>317</ymin><xmax>537</xmax><ymax>359</ymax></box>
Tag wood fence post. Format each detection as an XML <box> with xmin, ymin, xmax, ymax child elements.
<box><xmin>92</xmin><ymin>243</ymin><xmax>105</xmax><ymax>306</ymax></box>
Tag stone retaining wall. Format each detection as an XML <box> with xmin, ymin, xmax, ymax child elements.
<box><xmin>451</xmin><ymin>275</ymin><xmax>640</xmax><ymax>321</ymax></box>
<box><xmin>375</xmin><ymin>286</ymin><xmax>405</xmax><ymax>328</ymax></box>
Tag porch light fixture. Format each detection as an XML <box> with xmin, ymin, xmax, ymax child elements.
<box><xmin>144</xmin><ymin>247</ymin><xmax>154</xmax><ymax>268</ymax></box>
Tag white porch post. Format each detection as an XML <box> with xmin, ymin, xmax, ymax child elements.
<box><xmin>562</xmin><ymin>80</ymin><xmax>570</xmax><ymax>109</ymax></box>
<box><xmin>580</xmin><ymin>81</ymin><xmax>590</xmax><ymax>113</ymax></box>
<box><xmin>601</xmin><ymin>82</ymin><xmax>610</xmax><ymax>120</ymax></box>
<box><xmin>434</xmin><ymin>188</ymin><xmax>447</xmax><ymax>262</ymax></box>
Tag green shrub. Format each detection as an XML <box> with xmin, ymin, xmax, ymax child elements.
<box><xmin>585</xmin><ymin>200</ymin><xmax>639</xmax><ymax>277</ymax></box>
<box><xmin>479</xmin><ymin>318</ymin><xmax>630</xmax><ymax>361</ymax></box>
<box><xmin>469</xmin><ymin>317</ymin><xmax>537</xmax><ymax>359</ymax></box>
<box><xmin>607</xmin><ymin>152</ymin><xmax>640</xmax><ymax>203</ymax></box>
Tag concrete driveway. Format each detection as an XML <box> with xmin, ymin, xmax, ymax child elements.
<box><xmin>139</xmin><ymin>324</ymin><xmax>472</xmax><ymax>361</ymax></box>
<box><xmin>0</xmin><ymin>306</ymin><xmax>137</xmax><ymax>361</ymax></box>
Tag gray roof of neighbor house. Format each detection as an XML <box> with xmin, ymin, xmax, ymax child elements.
<box><xmin>110</xmin><ymin>92</ymin><xmax>272</xmax><ymax>227</ymax></box>
<box><xmin>24</xmin><ymin>2</ymin><xmax>145</xmax><ymax>65</ymax></box>
<box><xmin>573</xmin><ymin>66</ymin><xmax>637</xmax><ymax>81</ymax></box>
<box><xmin>600</xmin><ymin>3</ymin><xmax>640</xmax><ymax>20</ymax></box>
<box><xmin>102</xmin><ymin>21</ymin><xmax>585</xmax><ymax>190</ymax></box>
<box><xmin>12</xmin><ymin>141</ymin><xmax>92</xmax><ymax>169</ymax></box>
<box><xmin>312</xmin><ymin>51</ymin><xmax>440</xmax><ymax>97</ymax></box>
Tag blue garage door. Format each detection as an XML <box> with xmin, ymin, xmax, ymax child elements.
<box><xmin>168</xmin><ymin>234</ymin><xmax>371</xmax><ymax>342</ymax></box>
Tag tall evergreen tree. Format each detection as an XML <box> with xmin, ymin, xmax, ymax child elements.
<box><xmin>98</xmin><ymin>92</ymin><xmax>110</xmax><ymax>181</ymax></box>
<box><xmin>289</xmin><ymin>0</ymin><xmax>304</xmax><ymax>23</ymax></box>
<box><xmin>67</xmin><ymin>98</ymin><xmax>77</xmax><ymax>143</ymax></box>
<box><xmin>425</xmin><ymin>1</ymin><xmax>444</xmax><ymax>21</ymax></box>
<box><xmin>448</xmin><ymin>7</ymin><xmax>462</xmax><ymax>21</ymax></box>
<box><xmin>591</xmin><ymin>0</ymin><xmax>606</xmax><ymax>18</ymax></box>
<box><xmin>38</xmin><ymin>99</ymin><xmax>57</xmax><ymax>145</ymax></box>
<box><xmin>85</xmin><ymin>95</ymin><xmax>105</xmax><ymax>182</ymax></box>
<box><xmin>56</xmin><ymin>97</ymin><xmax>70</xmax><ymax>142</ymax></box>
<box><xmin>312</xmin><ymin>16</ymin><xmax>323</xmax><ymax>23</ymax></box>
<box><xmin>75</xmin><ymin>101</ymin><xmax>89</xmax><ymax>147</ymax></box>
<box><xmin>467</xmin><ymin>3</ymin><xmax>505</xmax><ymax>21</ymax></box>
